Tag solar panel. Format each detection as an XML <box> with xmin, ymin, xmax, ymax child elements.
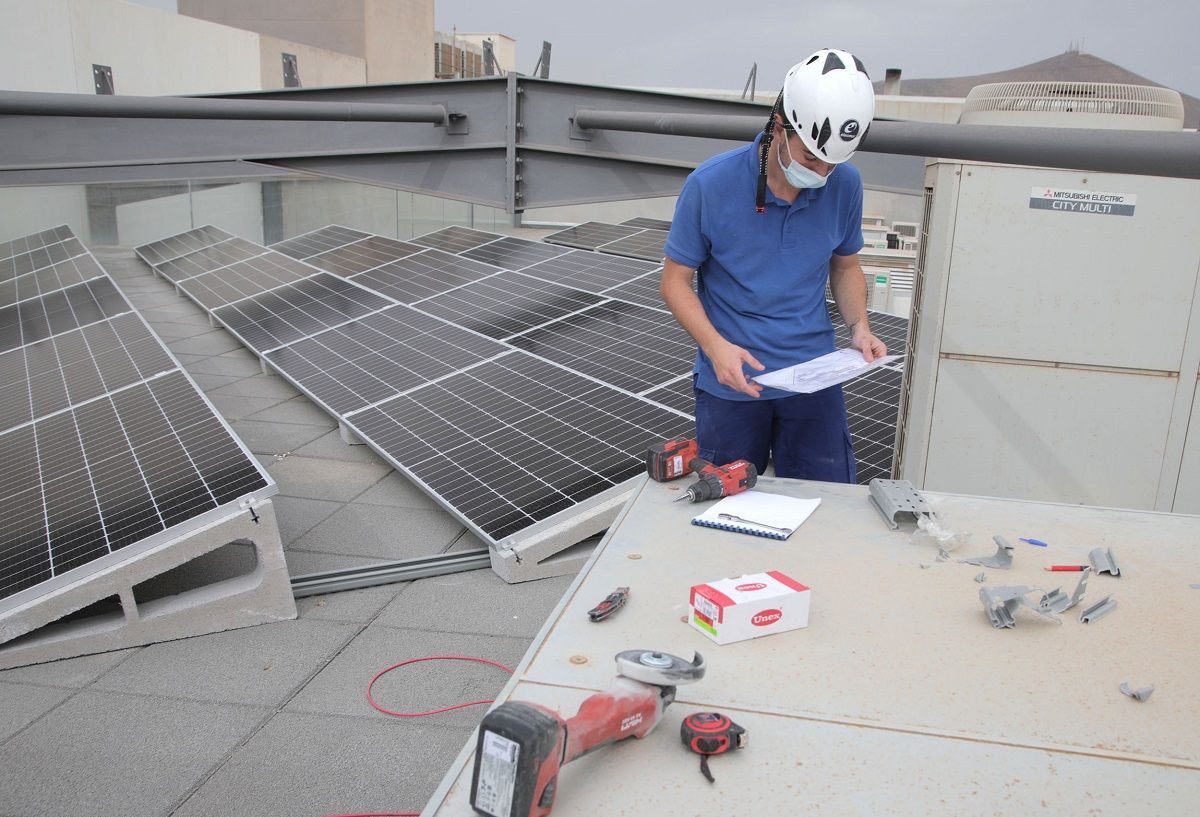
<box><xmin>134</xmin><ymin>225</ymin><xmax>235</xmax><ymax>266</ymax></box>
<box><xmin>411</xmin><ymin>225</ymin><xmax>503</xmax><ymax>254</ymax></box>
<box><xmin>350</xmin><ymin>249</ymin><xmax>503</xmax><ymax>304</ymax></box>
<box><xmin>517</xmin><ymin>250</ymin><xmax>658</xmax><ymax>294</ymax></box>
<box><xmin>1</xmin><ymin>237</ymin><xmax>87</xmax><ymax>281</ymax></box>
<box><xmin>1</xmin><ymin>372</ymin><xmax>270</xmax><ymax>600</ymax></box>
<box><xmin>2</xmin><ymin>227</ymin><xmax>274</xmax><ymax>612</ymax></box>
<box><xmin>542</xmin><ymin>221</ymin><xmax>642</xmax><ymax>251</ymax></box>
<box><xmin>620</xmin><ymin>217</ymin><xmax>672</xmax><ymax>231</ymax></box>
<box><xmin>266</xmin><ymin>305</ymin><xmax>509</xmax><ymax>415</ymax></box>
<box><xmin>176</xmin><ymin>251</ymin><xmax>319</xmax><ymax>310</ymax></box>
<box><xmin>152</xmin><ymin>237</ymin><xmax>268</xmax><ymax>284</ymax></box>
<box><xmin>1</xmin><ymin>254</ymin><xmax>105</xmax><ymax>308</ymax></box>
<box><xmin>269</xmin><ymin>225</ymin><xmax>370</xmax><ymax>260</ymax></box>
<box><xmin>843</xmin><ymin>367</ymin><xmax>904</xmax><ymax>483</ymax></box>
<box><xmin>306</xmin><ymin>236</ymin><xmax>425</xmax><ymax>277</ymax></box>
<box><xmin>212</xmin><ymin>272</ymin><xmax>394</xmax><ymax>353</ymax></box>
<box><xmin>0</xmin><ymin>225</ymin><xmax>75</xmax><ymax>262</ymax></box>
<box><xmin>643</xmin><ymin>376</ymin><xmax>695</xmax><ymax>414</ymax></box>
<box><xmin>600</xmin><ymin>270</ymin><xmax>667</xmax><ymax>310</ymax></box>
<box><xmin>460</xmin><ymin>235</ymin><xmax>572</xmax><ymax>270</ymax></box>
<box><xmin>507</xmin><ymin>300</ymin><xmax>692</xmax><ymax>393</ymax></box>
<box><xmin>0</xmin><ymin>277</ymin><xmax>130</xmax><ymax>354</ymax></box>
<box><xmin>346</xmin><ymin>352</ymin><xmax>694</xmax><ymax>541</ymax></box>
<box><xmin>415</xmin><ymin>271</ymin><xmax>605</xmax><ymax>340</ymax></box>
<box><xmin>2</xmin><ymin>312</ymin><xmax>175</xmax><ymax>425</ymax></box>
<box><xmin>596</xmin><ymin>229</ymin><xmax>668</xmax><ymax>262</ymax></box>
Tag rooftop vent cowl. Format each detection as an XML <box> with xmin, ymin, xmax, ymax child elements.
<box><xmin>958</xmin><ymin>81</ymin><xmax>1184</xmax><ymax>131</ymax></box>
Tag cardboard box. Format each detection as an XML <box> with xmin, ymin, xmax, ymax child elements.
<box><xmin>689</xmin><ymin>570</ymin><xmax>810</xmax><ymax>645</ymax></box>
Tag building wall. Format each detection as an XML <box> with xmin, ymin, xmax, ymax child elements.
<box><xmin>178</xmin><ymin>0</ymin><xmax>366</xmax><ymax>58</ymax></box>
<box><xmin>258</xmin><ymin>35</ymin><xmax>366</xmax><ymax>90</ymax></box>
<box><xmin>0</xmin><ymin>186</ymin><xmax>90</xmax><ymax>244</ymax></box>
<box><xmin>179</xmin><ymin>0</ymin><xmax>435</xmax><ymax>83</ymax></box>
<box><xmin>0</xmin><ymin>0</ymin><xmax>78</xmax><ymax>92</ymax></box>
<box><xmin>363</xmin><ymin>0</ymin><xmax>433</xmax><ymax>83</ymax></box>
<box><xmin>68</xmin><ymin>0</ymin><xmax>263</xmax><ymax>95</ymax></box>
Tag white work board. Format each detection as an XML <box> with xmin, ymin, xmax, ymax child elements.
<box><xmin>426</xmin><ymin>476</ymin><xmax>1200</xmax><ymax>816</ymax></box>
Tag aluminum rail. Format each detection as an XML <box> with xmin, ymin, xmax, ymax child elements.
<box><xmin>570</xmin><ymin>109</ymin><xmax>1200</xmax><ymax>180</ymax></box>
<box><xmin>0</xmin><ymin>89</ymin><xmax>456</xmax><ymax>125</ymax></box>
<box><xmin>289</xmin><ymin>548</ymin><xmax>492</xmax><ymax>597</ymax></box>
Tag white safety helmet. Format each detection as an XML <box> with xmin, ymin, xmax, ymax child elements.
<box><xmin>780</xmin><ymin>48</ymin><xmax>875</xmax><ymax>164</ymax></box>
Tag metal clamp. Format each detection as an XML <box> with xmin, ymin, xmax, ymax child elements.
<box><xmin>980</xmin><ymin>585</ymin><xmax>1061</xmax><ymax>629</ymax></box>
<box><xmin>1079</xmin><ymin>595</ymin><xmax>1117</xmax><ymax>623</ymax></box>
<box><xmin>1039</xmin><ymin>568</ymin><xmax>1090</xmax><ymax>614</ymax></box>
<box><xmin>868</xmin><ymin>479</ymin><xmax>937</xmax><ymax>531</ymax></box>
<box><xmin>1089</xmin><ymin>547</ymin><xmax>1122</xmax><ymax>577</ymax></box>
<box><xmin>960</xmin><ymin>535</ymin><xmax>1015</xmax><ymax>570</ymax></box>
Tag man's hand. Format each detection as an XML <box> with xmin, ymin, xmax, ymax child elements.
<box><xmin>851</xmin><ymin>322</ymin><xmax>887</xmax><ymax>363</ymax></box>
<box><xmin>707</xmin><ymin>338</ymin><xmax>765</xmax><ymax>397</ymax></box>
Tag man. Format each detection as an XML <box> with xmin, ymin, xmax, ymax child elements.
<box><xmin>661</xmin><ymin>48</ymin><xmax>886</xmax><ymax>482</ymax></box>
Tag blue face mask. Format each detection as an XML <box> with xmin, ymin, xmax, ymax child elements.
<box><xmin>778</xmin><ymin>137</ymin><xmax>833</xmax><ymax>189</ymax></box>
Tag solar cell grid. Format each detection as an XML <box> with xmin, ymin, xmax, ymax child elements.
<box><xmin>267</xmin><ymin>304</ymin><xmax>509</xmax><ymax>415</ymax></box>
<box><xmin>306</xmin><ymin>236</ymin><xmax>424</xmax><ymax>277</ymax></box>
<box><xmin>135</xmin><ymin>225</ymin><xmax>234</xmax><ymax>266</ymax></box>
<box><xmin>621</xmin><ymin>217</ymin><xmax>672</xmax><ymax>231</ymax></box>
<box><xmin>350</xmin><ymin>249</ymin><xmax>502</xmax><ymax>304</ymax></box>
<box><xmin>0</xmin><ymin>277</ymin><xmax>130</xmax><ymax>354</ymax></box>
<box><xmin>212</xmin><ymin>272</ymin><xmax>394</xmax><ymax>353</ymax></box>
<box><xmin>0</xmin><ymin>371</ymin><xmax>270</xmax><ymax>602</ymax></box>
<box><xmin>411</xmin><ymin>225</ymin><xmax>502</xmax><ymax>254</ymax></box>
<box><xmin>152</xmin><ymin>237</ymin><xmax>267</xmax><ymax>284</ymax></box>
<box><xmin>269</xmin><ymin>225</ymin><xmax>370</xmax><ymax>260</ymax></box>
<box><xmin>542</xmin><ymin>221</ymin><xmax>642</xmax><ymax>251</ymax></box>
<box><xmin>600</xmin><ymin>270</ymin><xmax>668</xmax><ymax>311</ymax></box>
<box><xmin>0</xmin><ymin>238</ymin><xmax>87</xmax><ymax>281</ymax></box>
<box><xmin>596</xmin><ymin>229</ymin><xmax>668</xmax><ymax>262</ymax></box>
<box><xmin>177</xmin><ymin>251</ymin><xmax>319</xmax><ymax>310</ymax></box>
<box><xmin>460</xmin><ymin>235</ymin><xmax>571</xmax><ymax>270</ymax></box>
<box><xmin>349</xmin><ymin>353</ymin><xmax>694</xmax><ymax>541</ymax></box>
<box><xmin>517</xmin><ymin>250</ymin><xmax>658</xmax><ymax>294</ymax></box>
<box><xmin>844</xmin><ymin>367</ymin><xmax>903</xmax><ymax>483</ymax></box>
<box><xmin>0</xmin><ymin>226</ymin><xmax>74</xmax><ymax>262</ymax></box>
<box><xmin>1</xmin><ymin>254</ymin><xmax>105</xmax><ymax>308</ymax></box>
<box><xmin>507</xmin><ymin>300</ymin><xmax>692</xmax><ymax>393</ymax></box>
<box><xmin>643</xmin><ymin>376</ymin><xmax>694</xmax><ymax>414</ymax></box>
<box><xmin>5</xmin><ymin>313</ymin><xmax>175</xmax><ymax>424</ymax></box>
<box><xmin>415</xmin><ymin>270</ymin><xmax>604</xmax><ymax>340</ymax></box>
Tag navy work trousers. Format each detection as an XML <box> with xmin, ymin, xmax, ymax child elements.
<box><xmin>693</xmin><ymin>381</ymin><xmax>856</xmax><ymax>483</ymax></box>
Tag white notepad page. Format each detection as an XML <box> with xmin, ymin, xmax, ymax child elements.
<box><xmin>693</xmin><ymin>490</ymin><xmax>821</xmax><ymax>538</ymax></box>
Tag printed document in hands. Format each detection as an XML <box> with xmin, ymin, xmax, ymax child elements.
<box><xmin>753</xmin><ymin>349</ymin><xmax>900</xmax><ymax>394</ymax></box>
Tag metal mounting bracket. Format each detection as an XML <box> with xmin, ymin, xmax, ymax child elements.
<box><xmin>1089</xmin><ymin>547</ymin><xmax>1122</xmax><ymax>577</ymax></box>
<box><xmin>868</xmin><ymin>479</ymin><xmax>937</xmax><ymax>531</ymax></box>
<box><xmin>433</xmin><ymin>101</ymin><xmax>469</xmax><ymax>135</ymax></box>
<box><xmin>569</xmin><ymin>107</ymin><xmax>595</xmax><ymax>141</ymax></box>
<box><xmin>1080</xmin><ymin>595</ymin><xmax>1117</xmax><ymax>623</ymax></box>
<box><xmin>960</xmin><ymin>535</ymin><xmax>1015</xmax><ymax>569</ymax></box>
<box><xmin>980</xmin><ymin>585</ymin><xmax>1061</xmax><ymax>629</ymax></box>
<box><xmin>1039</xmin><ymin>568</ymin><xmax>1090</xmax><ymax>614</ymax></box>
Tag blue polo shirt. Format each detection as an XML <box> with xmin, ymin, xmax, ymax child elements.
<box><xmin>664</xmin><ymin>133</ymin><xmax>864</xmax><ymax>401</ymax></box>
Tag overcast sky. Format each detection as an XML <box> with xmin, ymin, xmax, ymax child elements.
<box><xmin>130</xmin><ymin>0</ymin><xmax>1199</xmax><ymax>98</ymax></box>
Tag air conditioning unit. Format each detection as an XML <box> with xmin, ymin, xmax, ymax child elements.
<box><xmin>959</xmin><ymin>81</ymin><xmax>1185</xmax><ymax>130</ymax></box>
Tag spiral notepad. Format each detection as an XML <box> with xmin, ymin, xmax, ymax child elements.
<box><xmin>691</xmin><ymin>491</ymin><xmax>821</xmax><ymax>540</ymax></box>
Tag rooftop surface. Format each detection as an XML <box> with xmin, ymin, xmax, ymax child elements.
<box><xmin>0</xmin><ymin>244</ymin><xmax>575</xmax><ymax>817</ymax></box>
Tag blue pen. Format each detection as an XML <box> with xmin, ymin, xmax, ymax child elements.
<box><xmin>1020</xmin><ymin>537</ymin><xmax>1049</xmax><ymax>547</ymax></box>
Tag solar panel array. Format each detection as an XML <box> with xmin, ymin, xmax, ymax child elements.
<box><xmin>136</xmin><ymin>225</ymin><xmax>694</xmax><ymax>545</ymax></box>
<box><xmin>134</xmin><ymin>222</ymin><xmax>907</xmax><ymax>545</ymax></box>
<box><xmin>544</xmin><ymin>220</ymin><xmax>669</xmax><ymax>262</ymax></box>
<box><xmin>1</xmin><ymin>226</ymin><xmax>273</xmax><ymax>610</ymax></box>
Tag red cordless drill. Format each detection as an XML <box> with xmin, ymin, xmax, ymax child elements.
<box><xmin>647</xmin><ymin>436</ymin><xmax>758</xmax><ymax>502</ymax></box>
<box><xmin>469</xmin><ymin>650</ymin><xmax>706</xmax><ymax>817</ymax></box>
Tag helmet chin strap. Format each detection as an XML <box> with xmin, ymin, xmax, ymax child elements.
<box><xmin>755</xmin><ymin>92</ymin><xmax>785</xmax><ymax>213</ymax></box>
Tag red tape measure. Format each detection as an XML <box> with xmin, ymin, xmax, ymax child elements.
<box><xmin>680</xmin><ymin>712</ymin><xmax>747</xmax><ymax>783</ymax></box>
